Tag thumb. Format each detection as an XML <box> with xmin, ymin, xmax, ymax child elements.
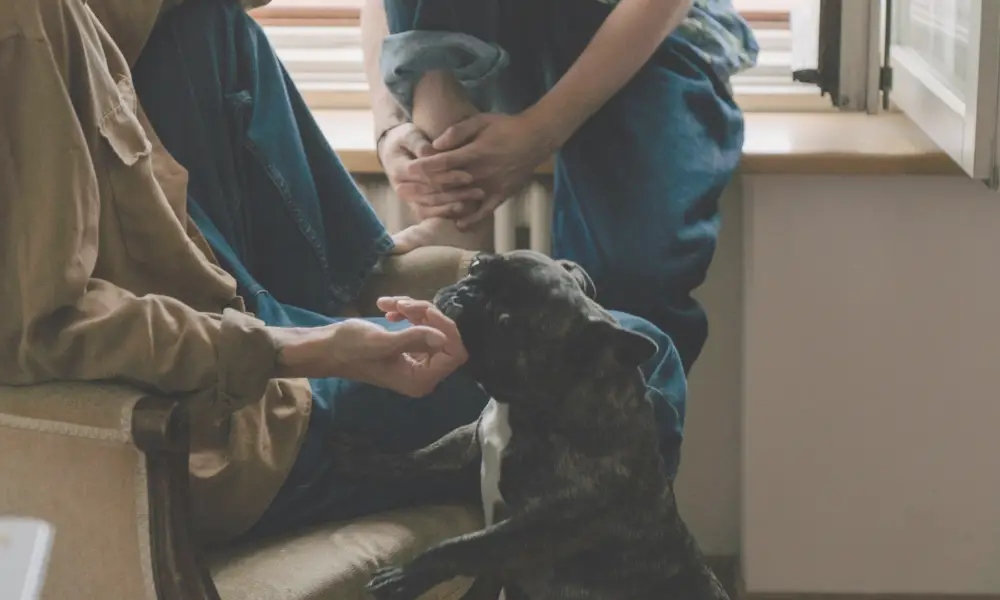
<box><xmin>434</xmin><ymin>116</ymin><xmax>487</xmax><ymax>151</ymax></box>
<box><xmin>401</xmin><ymin>129</ymin><xmax>435</xmax><ymax>158</ymax></box>
<box><xmin>457</xmin><ymin>195</ymin><xmax>501</xmax><ymax>229</ymax></box>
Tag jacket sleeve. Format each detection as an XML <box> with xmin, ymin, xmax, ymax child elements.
<box><xmin>0</xmin><ymin>28</ymin><xmax>278</xmax><ymax>410</ymax></box>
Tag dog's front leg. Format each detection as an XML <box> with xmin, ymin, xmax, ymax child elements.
<box><xmin>457</xmin><ymin>575</ymin><xmax>504</xmax><ymax>600</ymax></box>
<box><xmin>366</xmin><ymin>491</ymin><xmax>611</xmax><ymax>600</ymax></box>
<box><xmin>329</xmin><ymin>421</ymin><xmax>480</xmax><ymax>480</ymax></box>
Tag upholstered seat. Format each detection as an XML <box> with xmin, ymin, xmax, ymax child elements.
<box><xmin>210</xmin><ymin>505</ymin><xmax>480</xmax><ymax>600</ymax></box>
<box><xmin>0</xmin><ymin>382</ymin><xmax>480</xmax><ymax>600</ymax></box>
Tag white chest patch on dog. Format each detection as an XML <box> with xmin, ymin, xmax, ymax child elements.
<box><xmin>478</xmin><ymin>398</ymin><xmax>511</xmax><ymax>526</ymax></box>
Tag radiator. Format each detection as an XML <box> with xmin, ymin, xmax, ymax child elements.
<box><xmin>354</xmin><ymin>176</ymin><xmax>555</xmax><ymax>255</ymax></box>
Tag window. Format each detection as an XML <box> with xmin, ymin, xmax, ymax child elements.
<box><xmin>254</xmin><ymin>0</ymin><xmax>1000</xmax><ymax>187</ymax></box>
<box><xmin>888</xmin><ymin>0</ymin><xmax>1000</xmax><ymax>180</ymax></box>
<box><xmin>252</xmin><ymin>0</ymin><xmax>366</xmax><ymax>108</ymax></box>
<box><xmin>252</xmin><ymin>0</ymin><xmax>830</xmax><ymax>112</ymax></box>
<box><xmin>730</xmin><ymin>0</ymin><xmax>832</xmax><ymax>111</ymax></box>
<box><xmin>251</xmin><ymin>0</ymin><xmax>361</xmax><ymax>26</ymax></box>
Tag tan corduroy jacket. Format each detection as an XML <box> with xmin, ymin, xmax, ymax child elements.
<box><xmin>0</xmin><ymin>0</ymin><xmax>315</xmax><ymax>545</ymax></box>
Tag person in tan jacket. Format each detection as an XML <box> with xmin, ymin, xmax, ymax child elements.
<box><xmin>0</xmin><ymin>0</ymin><xmax>685</xmax><ymax>546</ymax></box>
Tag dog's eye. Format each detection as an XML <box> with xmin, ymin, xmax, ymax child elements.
<box><xmin>468</xmin><ymin>253</ymin><xmax>490</xmax><ymax>276</ymax></box>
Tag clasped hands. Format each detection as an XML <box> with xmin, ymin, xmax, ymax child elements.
<box><xmin>378</xmin><ymin>112</ymin><xmax>556</xmax><ymax>229</ymax></box>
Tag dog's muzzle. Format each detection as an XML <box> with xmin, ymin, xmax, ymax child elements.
<box><xmin>434</xmin><ymin>283</ymin><xmax>487</xmax><ymax>320</ymax></box>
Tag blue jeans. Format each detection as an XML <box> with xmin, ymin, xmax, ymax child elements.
<box><xmin>383</xmin><ymin>0</ymin><xmax>746</xmax><ymax>374</ymax></box>
<box><xmin>132</xmin><ymin>0</ymin><xmax>687</xmax><ymax>538</ymax></box>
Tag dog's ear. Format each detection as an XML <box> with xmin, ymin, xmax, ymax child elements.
<box><xmin>585</xmin><ymin>318</ymin><xmax>659</xmax><ymax>367</ymax></box>
<box><xmin>556</xmin><ymin>259</ymin><xmax>597</xmax><ymax>299</ymax></box>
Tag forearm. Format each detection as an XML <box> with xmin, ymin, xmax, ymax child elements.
<box><xmin>361</xmin><ymin>0</ymin><xmax>407</xmax><ymax>137</ymax></box>
<box><xmin>1</xmin><ymin>34</ymin><xmax>280</xmax><ymax>408</ymax></box>
<box><xmin>1</xmin><ymin>280</ymin><xmax>280</xmax><ymax>410</ymax></box>
<box><xmin>527</xmin><ymin>0</ymin><xmax>693</xmax><ymax>150</ymax></box>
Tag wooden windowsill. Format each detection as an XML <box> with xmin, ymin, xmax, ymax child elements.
<box><xmin>250</xmin><ymin>0</ymin><xmax>361</xmax><ymax>25</ymax></box>
<box><xmin>313</xmin><ymin>110</ymin><xmax>962</xmax><ymax>177</ymax></box>
<box><xmin>249</xmin><ymin>4</ymin><xmax>790</xmax><ymax>27</ymax></box>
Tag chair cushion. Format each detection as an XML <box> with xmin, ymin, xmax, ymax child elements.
<box><xmin>209</xmin><ymin>504</ymin><xmax>482</xmax><ymax>600</ymax></box>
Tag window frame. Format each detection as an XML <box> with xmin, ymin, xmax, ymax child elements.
<box><xmin>887</xmin><ymin>0</ymin><xmax>1000</xmax><ymax>181</ymax></box>
<box><xmin>836</xmin><ymin>0</ymin><xmax>883</xmax><ymax>113</ymax></box>
<box><xmin>251</xmin><ymin>0</ymin><xmax>361</xmax><ymax>26</ymax></box>
<box><xmin>251</xmin><ymin>0</ymin><xmax>835</xmax><ymax>114</ymax></box>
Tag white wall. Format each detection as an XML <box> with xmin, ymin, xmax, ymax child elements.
<box><xmin>740</xmin><ymin>175</ymin><xmax>1000</xmax><ymax>595</ymax></box>
<box><xmin>678</xmin><ymin>182</ymin><xmax>745</xmax><ymax>557</ymax></box>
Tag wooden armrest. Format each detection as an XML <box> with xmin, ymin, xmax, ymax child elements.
<box><xmin>0</xmin><ymin>380</ymin><xmax>205</xmax><ymax>453</ymax></box>
<box><xmin>0</xmin><ymin>382</ymin><xmax>150</xmax><ymax>440</ymax></box>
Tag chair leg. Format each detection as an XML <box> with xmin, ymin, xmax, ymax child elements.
<box><xmin>134</xmin><ymin>398</ymin><xmax>221</xmax><ymax>600</ymax></box>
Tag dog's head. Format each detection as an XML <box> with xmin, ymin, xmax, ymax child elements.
<box><xmin>434</xmin><ymin>250</ymin><xmax>657</xmax><ymax>401</ymax></box>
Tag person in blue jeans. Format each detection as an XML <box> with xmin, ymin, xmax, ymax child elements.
<box><xmin>131</xmin><ymin>0</ymin><xmax>692</xmax><ymax>539</ymax></box>
<box><xmin>366</xmin><ymin>0</ymin><xmax>757</xmax><ymax>375</ymax></box>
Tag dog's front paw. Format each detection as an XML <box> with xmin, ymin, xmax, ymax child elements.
<box><xmin>366</xmin><ymin>566</ymin><xmax>438</xmax><ymax>600</ymax></box>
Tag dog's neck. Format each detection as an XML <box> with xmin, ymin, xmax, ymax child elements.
<box><xmin>478</xmin><ymin>380</ymin><xmax>553</xmax><ymax>410</ymax></box>
<box><xmin>478</xmin><ymin>367</ymin><xmax>645</xmax><ymax>433</ymax></box>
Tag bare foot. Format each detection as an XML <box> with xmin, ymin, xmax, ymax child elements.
<box><xmin>392</xmin><ymin>217</ymin><xmax>493</xmax><ymax>254</ymax></box>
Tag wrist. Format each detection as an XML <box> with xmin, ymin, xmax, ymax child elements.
<box><xmin>375</xmin><ymin>121</ymin><xmax>407</xmax><ymax>166</ymax></box>
<box><xmin>373</xmin><ymin>93</ymin><xmax>408</xmax><ymax>142</ymax></box>
<box><xmin>271</xmin><ymin>324</ymin><xmax>341</xmax><ymax>379</ymax></box>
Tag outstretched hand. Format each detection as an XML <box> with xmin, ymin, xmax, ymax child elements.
<box><xmin>273</xmin><ymin>299</ymin><xmax>467</xmax><ymax>397</ymax></box>
<box><xmin>376</xmin><ymin>296</ymin><xmax>468</xmax><ymax>368</ymax></box>
<box><xmin>344</xmin><ymin>298</ymin><xmax>468</xmax><ymax>397</ymax></box>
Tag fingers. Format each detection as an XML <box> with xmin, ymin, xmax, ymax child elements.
<box><xmin>456</xmin><ymin>195</ymin><xmax>502</xmax><ymax>230</ymax></box>
<box><xmin>384</xmin><ymin>131</ymin><xmax>473</xmax><ymax>190</ymax></box>
<box><xmin>396</xmin><ymin>182</ymin><xmax>484</xmax><ymax>208</ymax></box>
<box><xmin>397</xmin><ymin>127</ymin><xmax>435</xmax><ymax>159</ymax></box>
<box><xmin>374</xmin><ymin>298</ymin><xmax>469</xmax><ymax>398</ymax></box>
<box><xmin>400</xmin><ymin>165</ymin><xmax>474</xmax><ymax>189</ymax></box>
<box><xmin>376</xmin><ymin>296</ymin><xmax>408</xmax><ymax>314</ymax></box>
<box><xmin>380</xmin><ymin>313</ymin><xmax>469</xmax><ymax>398</ymax></box>
<box><xmin>410</xmin><ymin>145</ymin><xmax>478</xmax><ymax>175</ymax></box>
<box><xmin>377</xmin><ymin>296</ymin><xmax>428</xmax><ymax>321</ymax></box>
<box><xmin>376</xmin><ymin>297</ymin><xmax>430</xmax><ymax>324</ymax></box>
<box><xmin>376</xmin><ymin>298</ymin><xmax>462</xmax><ymax>344</ymax></box>
<box><xmin>418</xmin><ymin>305</ymin><xmax>465</xmax><ymax>352</ymax></box>
<box><xmin>375</xmin><ymin>296</ymin><xmax>422</xmax><ymax>325</ymax></box>
<box><xmin>412</xmin><ymin>203</ymin><xmax>466</xmax><ymax>220</ymax></box>
<box><xmin>388</xmin><ymin>228</ymin><xmax>421</xmax><ymax>255</ymax></box>
<box><xmin>433</xmin><ymin>116</ymin><xmax>489</xmax><ymax>152</ymax></box>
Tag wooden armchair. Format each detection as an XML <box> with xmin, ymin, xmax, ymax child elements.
<box><xmin>0</xmin><ymin>382</ymin><xmax>480</xmax><ymax>600</ymax></box>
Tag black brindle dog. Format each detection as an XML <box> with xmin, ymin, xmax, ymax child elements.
<box><xmin>331</xmin><ymin>250</ymin><xmax>728</xmax><ymax>600</ymax></box>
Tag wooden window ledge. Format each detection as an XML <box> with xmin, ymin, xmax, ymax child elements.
<box><xmin>314</xmin><ymin>111</ymin><xmax>961</xmax><ymax>177</ymax></box>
